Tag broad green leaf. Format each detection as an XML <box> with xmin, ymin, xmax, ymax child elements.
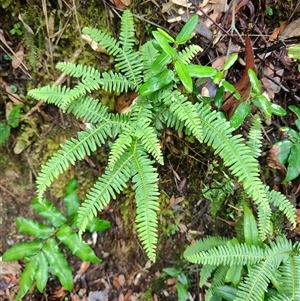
<box><xmin>289</xmin><ymin>105</ymin><xmax>300</xmax><ymax>131</ymax></box>
<box><xmin>15</xmin><ymin>258</ymin><xmax>38</xmax><ymax>301</ymax></box>
<box><xmin>32</xmin><ymin>197</ymin><xmax>67</xmax><ymax>227</ymax></box>
<box><xmin>42</xmin><ymin>238</ymin><xmax>73</xmax><ymax>291</ymax></box>
<box><xmin>283</xmin><ymin>143</ymin><xmax>300</xmax><ymax>183</ymax></box>
<box><xmin>64</xmin><ymin>178</ymin><xmax>80</xmax><ymax>218</ymax></box>
<box><xmin>0</xmin><ymin>123</ymin><xmax>10</xmax><ymax>145</ymax></box>
<box><xmin>35</xmin><ymin>251</ymin><xmax>49</xmax><ymax>292</ymax></box>
<box><xmin>248</xmin><ymin>69</ymin><xmax>261</xmax><ymax>94</ymax></box>
<box><xmin>225</xmin><ymin>264</ymin><xmax>243</xmax><ymax>285</ymax></box>
<box><xmin>253</xmin><ymin>94</ymin><xmax>272</xmax><ymax>118</ymax></box>
<box><xmin>2</xmin><ymin>241</ymin><xmax>42</xmax><ymax>261</ymax></box>
<box><xmin>176</xmin><ymin>14</ymin><xmax>198</xmax><ymax>43</ymax></box>
<box><xmin>270</xmin><ymin>103</ymin><xmax>286</xmax><ymax>116</ymax></box>
<box><xmin>274</xmin><ymin>139</ymin><xmax>293</xmax><ymax>164</ymax></box>
<box><xmin>156</xmin><ymin>28</ymin><xmax>175</xmax><ymax>43</ymax></box>
<box><xmin>186</xmin><ymin>64</ymin><xmax>217</xmax><ymax>78</ymax></box>
<box><xmin>56</xmin><ymin>224</ymin><xmax>100</xmax><ymax>262</ymax></box>
<box><xmin>176</xmin><ymin>282</ymin><xmax>189</xmax><ymax>301</ymax></box>
<box><xmin>178</xmin><ymin>272</ymin><xmax>189</xmax><ymax>286</ymax></box>
<box><xmin>213</xmin><ymin>71</ymin><xmax>224</xmax><ymax>84</ymax></box>
<box><xmin>287</xmin><ymin>44</ymin><xmax>300</xmax><ymax>60</ymax></box>
<box><xmin>214</xmin><ymin>86</ymin><xmax>225</xmax><ymax>108</ymax></box>
<box><xmin>175</xmin><ymin>60</ymin><xmax>193</xmax><ymax>93</ymax></box>
<box><xmin>223</xmin><ymin>53</ymin><xmax>238</xmax><ymax>71</ymax></box>
<box><xmin>16</xmin><ymin>218</ymin><xmax>54</xmax><ymax>239</ymax></box>
<box><xmin>280</xmin><ymin>126</ymin><xmax>300</xmax><ymax>143</ymax></box>
<box><xmin>163</xmin><ymin>267</ymin><xmax>180</xmax><ymax>277</ymax></box>
<box><xmin>151</xmin><ymin>52</ymin><xmax>172</xmax><ymax>74</ymax></box>
<box><xmin>86</xmin><ymin>217</ymin><xmax>110</xmax><ymax>232</ymax></box>
<box><xmin>7</xmin><ymin>105</ymin><xmax>20</xmax><ymax>128</ymax></box>
<box><xmin>230</xmin><ymin>102</ymin><xmax>250</xmax><ymax>129</ymax></box>
<box><xmin>221</xmin><ymin>80</ymin><xmax>241</xmax><ymax>100</ymax></box>
<box><xmin>139</xmin><ymin>69</ymin><xmax>174</xmax><ymax>96</ymax></box>
<box><xmin>243</xmin><ymin>205</ymin><xmax>259</xmax><ymax>246</ymax></box>
<box><xmin>153</xmin><ymin>31</ymin><xmax>175</xmax><ymax>57</ymax></box>
<box><xmin>214</xmin><ymin>285</ymin><xmax>238</xmax><ymax>300</ymax></box>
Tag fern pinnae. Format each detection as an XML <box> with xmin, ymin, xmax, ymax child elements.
<box><xmin>131</xmin><ymin>144</ymin><xmax>160</xmax><ymax>262</ymax></box>
<box><xmin>36</xmin><ymin>124</ymin><xmax>112</xmax><ymax>202</ymax></box>
<box><xmin>56</xmin><ymin>62</ymin><xmax>102</xmax><ymax>79</ymax></box>
<box><xmin>100</xmin><ymin>71</ymin><xmax>134</xmax><ymax>93</ymax></box>
<box><xmin>177</xmin><ymin>44</ymin><xmax>202</xmax><ymax>64</ymax></box>
<box><xmin>247</xmin><ymin>114</ymin><xmax>263</xmax><ymax>159</ymax></box>
<box><xmin>77</xmin><ymin>151</ymin><xmax>133</xmax><ymax>236</ymax></box>
<box><xmin>82</xmin><ymin>27</ymin><xmax>121</xmax><ymax>56</ymax></box>
<box><xmin>163</xmin><ymin>90</ymin><xmax>203</xmax><ymax>142</ymax></box>
<box><xmin>140</xmin><ymin>41</ymin><xmax>159</xmax><ymax>78</ymax></box>
<box><xmin>118</xmin><ymin>9</ymin><xmax>135</xmax><ymax>51</ymax></box>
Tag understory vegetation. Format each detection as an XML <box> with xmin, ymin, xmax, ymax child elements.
<box><xmin>1</xmin><ymin>3</ymin><xmax>300</xmax><ymax>301</ymax></box>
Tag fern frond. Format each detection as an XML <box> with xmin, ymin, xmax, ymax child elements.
<box><xmin>115</xmin><ymin>51</ymin><xmax>143</xmax><ymax>88</ymax></box>
<box><xmin>163</xmin><ymin>90</ymin><xmax>203</xmax><ymax>142</ymax></box>
<box><xmin>266</xmin><ymin>188</ymin><xmax>296</xmax><ymax>227</ymax></box>
<box><xmin>185</xmin><ymin>243</ymin><xmax>264</xmax><ymax>265</ymax></box>
<box><xmin>56</xmin><ymin>62</ymin><xmax>102</xmax><ymax>79</ymax></box>
<box><xmin>199</xmin><ymin>264</ymin><xmax>218</xmax><ymax>287</ymax></box>
<box><xmin>36</xmin><ymin>124</ymin><xmax>112</xmax><ymax>202</ymax></box>
<box><xmin>108</xmin><ymin>123</ymin><xmax>135</xmax><ymax>169</ymax></box>
<box><xmin>131</xmin><ymin>98</ymin><xmax>163</xmax><ymax>165</ymax></box>
<box><xmin>140</xmin><ymin>41</ymin><xmax>159</xmax><ymax>79</ymax></box>
<box><xmin>177</xmin><ymin>44</ymin><xmax>202</xmax><ymax>64</ymax></box>
<box><xmin>195</xmin><ymin>103</ymin><xmax>271</xmax><ymax>239</ymax></box>
<box><xmin>269</xmin><ymin>294</ymin><xmax>294</xmax><ymax>301</ymax></box>
<box><xmin>28</xmin><ymin>85</ymin><xmax>70</xmax><ymax>106</ymax></box>
<box><xmin>293</xmin><ymin>255</ymin><xmax>300</xmax><ymax>300</ymax></box>
<box><xmin>119</xmin><ymin>9</ymin><xmax>135</xmax><ymax>51</ymax></box>
<box><xmin>131</xmin><ymin>144</ymin><xmax>160</xmax><ymax>262</ymax></box>
<box><xmin>77</xmin><ymin>151</ymin><xmax>133</xmax><ymax>236</ymax></box>
<box><xmin>82</xmin><ymin>27</ymin><xmax>120</xmax><ymax>56</ymax></box>
<box><xmin>247</xmin><ymin>115</ymin><xmax>263</xmax><ymax>159</ymax></box>
<box><xmin>100</xmin><ymin>71</ymin><xmax>135</xmax><ymax>93</ymax></box>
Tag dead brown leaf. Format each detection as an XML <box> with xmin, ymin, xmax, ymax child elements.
<box><xmin>280</xmin><ymin>18</ymin><xmax>300</xmax><ymax>39</ymax></box>
<box><xmin>12</xmin><ymin>49</ymin><xmax>24</xmax><ymax>69</ymax></box>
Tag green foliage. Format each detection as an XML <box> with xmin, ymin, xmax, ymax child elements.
<box><xmin>273</xmin><ymin>105</ymin><xmax>300</xmax><ymax>183</ymax></box>
<box><xmin>28</xmin><ymin>10</ymin><xmax>296</xmax><ymax>262</ymax></box>
<box><xmin>0</xmin><ymin>105</ymin><xmax>21</xmax><ymax>146</ymax></box>
<box><xmin>2</xmin><ymin>179</ymin><xmax>110</xmax><ymax>301</ymax></box>
<box><xmin>184</xmin><ymin>206</ymin><xmax>300</xmax><ymax>301</ymax></box>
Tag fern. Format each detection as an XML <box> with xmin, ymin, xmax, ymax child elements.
<box><xmin>29</xmin><ymin>10</ymin><xmax>296</xmax><ymax>263</ymax></box>
<box><xmin>247</xmin><ymin>114</ymin><xmax>263</xmax><ymax>159</ymax></box>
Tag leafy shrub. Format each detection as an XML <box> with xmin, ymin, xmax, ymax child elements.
<box><xmin>2</xmin><ymin>179</ymin><xmax>110</xmax><ymax>301</ymax></box>
<box><xmin>27</xmin><ymin>10</ymin><xmax>296</xmax><ymax>262</ymax></box>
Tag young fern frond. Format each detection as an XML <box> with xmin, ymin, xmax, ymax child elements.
<box><xmin>247</xmin><ymin>114</ymin><xmax>263</xmax><ymax>159</ymax></box>
<box><xmin>28</xmin><ymin>85</ymin><xmax>71</xmax><ymax>106</ymax></box>
<box><xmin>77</xmin><ymin>151</ymin><xmax>133</xmax><ymax>237</ymax></box>
<box><xmin>56</xmin><ymin>62</ymin><xmax>102</xmax><ymax>79</ymax></box>
<box><xmin>36</xmin><ymin>124</ymin><xmax>113</xmax><ymax>202</ymax></box>
<box><xmin>131</xmin><ymin>144</ymin><xmax>160</xmax><ymax>262</ymax></box>
<box><xmin>195</xmin><ymin>103</ymin><xmax>271</xmax><ymax>239</ymax></box>
<box><xmin>82</xmin><ymin>27</ymin><xmax>120</xmax><ymax>56</ymax></box>
<box><xmin>118</xmin><ymin>9</ymin><xmax>135</xmax><ymax>51</ymax></box>
<box><xmin>163</xmin><ymin>90</ymin><xmax>203</xmax><ymax>142</ymax></box>
<box><xmin>177</xmin><ymin>44</ymin><xmax>202</xmax><ymax>64</ymax></box>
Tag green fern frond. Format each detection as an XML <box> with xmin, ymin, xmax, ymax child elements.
<box><xmin>266</xmin><ymin>188</ymin><xmax>296</xmax><ymax>227</ymax></box>
<box><xmin>195</xmin><ymin>103</ymin><xmax>271</xmax><ymax>239</ymax></box>
<box><xmin>140</xmin><ymin>41</ymin><xmax>159</xmax><ymax>79</ymax></box>
<box><xmin>115</xmin><ymin>51</ymin><xmax>143</xmax><ymax>88</ymax></box>
<box><xmin>82</xmin><ymin>27</ymin><xmax>120</xmax><ymax>56</ymax></box>
<box><xmin>199</xmin><ymin>264</ymin><xmax>218</xmax><ymax>287</ymax></box>
<box><xmin>131</xmin><ymin>144</ymin><xmax>160</xmax><ymax>262</ymax></box>
<box><xmin>100</xmin><ymin>71</ymin><xmax>135</xmax><ymax>93</ymax></box>
<box><xmin>247</xmin><ymin>115</ymin><xmax>263</xmax><ymax>159</ymax></box>
<box><xmin>108</xmin><ymin>124</ymin><xmax>135</xmax><ymax>169</ymax></box>
<box><xmin>119</xmin><ymin>9</ymin><xmax>135</xmax><ymax>51</ymax></box>
<box><xmin>293</xmin><ymin>255</ymin><xmax>300</xmax><ymax>300</ymax></box>
<box><xmin>56</xmin><ymin>62</ymin><xmax>102</xmax><ymax>79</ymax></box>
<box><xmin>177</xmin><ymin>44</ymin><xmax>202</xmax><ymax>64</ymax></box>
<box><xmin>28</xmin><ymin>85</ymin><xmax>70</xmax><ymax>106</ymax></box>
<box><xmin>269</xmin><ymin>294</ymin><xmax>294</xmax><ymax>301</ymax></box>
<box><xmin>36</xmin><ymin>124</ymin><xmax>113</xmax><ymax>202</ymax></box>
<box><xmin>77</xmin><ymin>151</ymin><xmax>133</xmax><ymax>236</ymax></box>
<box><xmin>184</xmin><ymin>243</ymin><xmax>264</xmax><ymax>265</ymax></box>
<box><xmin>163</xmin><ymin>90</ymin><xmax>203</xmax><ymax>142</ymax></box>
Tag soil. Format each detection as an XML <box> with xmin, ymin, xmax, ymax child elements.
<box><xmin>1</xmin><ymin>0</ymin><xmax>300</xmax><ymax>300</ymax></box>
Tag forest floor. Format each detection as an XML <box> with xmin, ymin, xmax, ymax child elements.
<box><xmin>1</xmin><ymin>0</ymin><xmax>300</xmax><ymax>300</ymax></box>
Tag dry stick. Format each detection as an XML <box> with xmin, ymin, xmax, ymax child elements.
<box><xmin>23</xmin><ymin>48</ymin><xmax>82</xmax><ymax>120</ymax></box>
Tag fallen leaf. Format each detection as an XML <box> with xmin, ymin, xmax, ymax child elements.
<box><xmin>12</xmin><ymin>49</ymin><xmax>24</xmax><ymax>69</ymax></box>
<box><xmin>269</xmin><ymin>21</ymin><xmax>288</xmax><ymax>41</ymax></box>
<box><xmin>280</xmin><ymin>18</ymin><xmax>300</xmax><ymax>39</ymax></box>
<box><xmin>73</xmin><ymin>261</ymin><xmax>90</xmax><ymax>282</ymax></box>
